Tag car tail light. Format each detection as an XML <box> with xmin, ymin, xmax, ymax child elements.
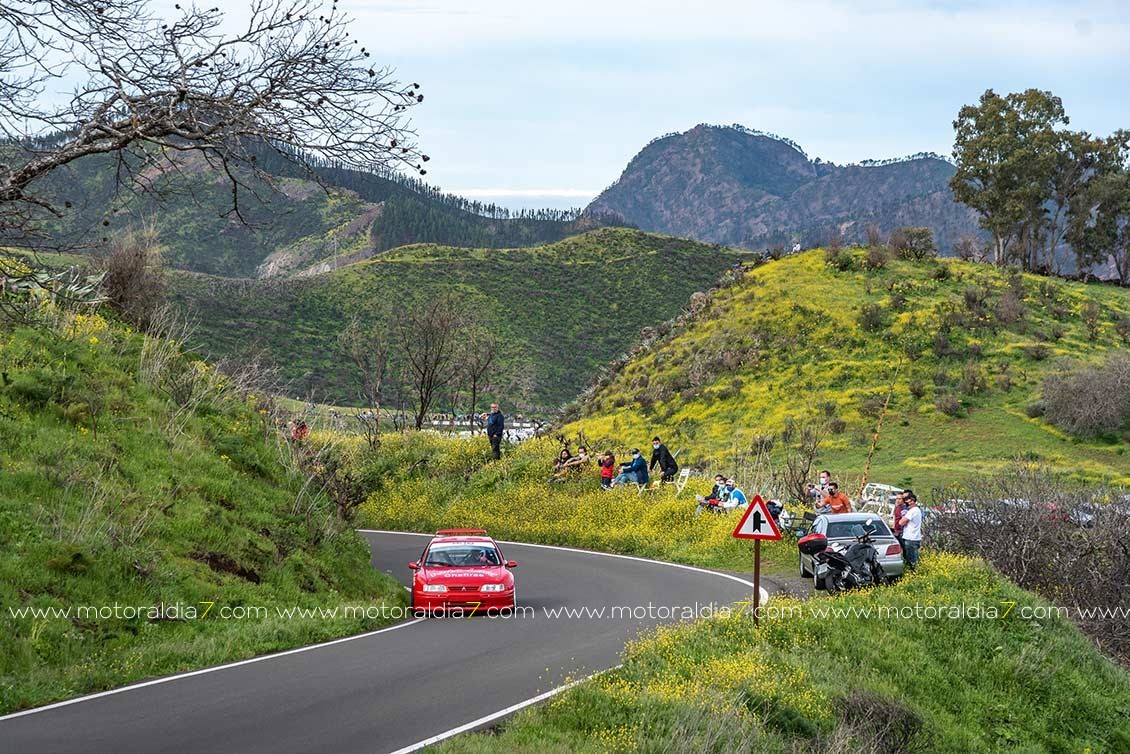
<box><xmin>886</xmin><ymin>543</ymin><xmax>902</xmax><ymax>556</ymax></box>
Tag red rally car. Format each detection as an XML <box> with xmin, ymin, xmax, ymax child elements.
<box><xmin>409</xmin><ymin>530</ymin><xmax>517</xmax><ymax>613</ymax></box>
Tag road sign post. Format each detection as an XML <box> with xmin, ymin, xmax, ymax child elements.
<box><xmin>732</xmin><ymin>495</ymin><xmax>782</xmax><ymax>627</ymax></box>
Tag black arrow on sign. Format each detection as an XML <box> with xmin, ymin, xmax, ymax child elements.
<box><xmin>751</xmin><ymin>509</ymin><xmax>763</xmax><ymax>533</ymax></box>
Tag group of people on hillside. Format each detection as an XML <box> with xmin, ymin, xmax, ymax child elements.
<box><xmin>547</xmin><ymin>436</ymin><xmax>680</xmax><ymax>490</ymax></box>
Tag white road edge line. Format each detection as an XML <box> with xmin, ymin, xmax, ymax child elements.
<box><xmin>0</xmin><ymin>618</ymin><xmax>426</xmax><ymax>722</ymax></box>
<box><xmin>386</xmin><ymin>666</ymin><xmax>622</xmax><ymax>754</ymax></box>
<box><xmin>358</xmin><ymin>529</ymin><xmax>769</xmax><ymax>603</ymax></box>
<box><xmin>365</xmin><ymin>528</ymin><xmax>768</xmax><ymax>754</ymax></box>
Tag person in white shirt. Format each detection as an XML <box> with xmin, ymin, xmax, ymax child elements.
<box><xmin>898</xmin><ymin>493</ymin><xmax>923</xmax><ymax>569</ymax></box>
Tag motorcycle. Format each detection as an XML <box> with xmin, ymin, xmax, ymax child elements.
<box><xmin>798</xmin><ymin>520</ymin><xmax>888</xmax><ymax>593</ymax></box>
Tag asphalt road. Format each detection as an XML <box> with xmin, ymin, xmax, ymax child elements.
<box><xmin>0</xmin><ymin>531</ymin><xmax>760</xmax><ymax>754</ymax></box>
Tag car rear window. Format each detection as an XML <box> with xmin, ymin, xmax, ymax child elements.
<box><xmin>826</xmin><ymin>520</ymin><xmax>892</xmax><ymax>538</ymax></box>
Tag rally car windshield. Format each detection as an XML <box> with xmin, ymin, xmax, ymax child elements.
<box><xmin>424</xmin><ymin>544</ymin><xmax>502</xmax><ymax>567</ymax></box>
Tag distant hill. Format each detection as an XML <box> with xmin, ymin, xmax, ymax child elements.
<box><xmin>586</xmin><ymin>124</ymin><xmax>981</xmax><ymax>252</ymax></box>
<box><xmin>562</xmin><ymin>248</ymin><xmax>1130</xmax><ymax>491</ymax></box>
<box><xmin>17</xmin><ymin>143</ymin><xmax>622</xmax><ymax>279</ymax></box>
<box><xmin>170</xmin><ymin>228</ymin><xmax>750</xmax><ymax>411</ymax></box>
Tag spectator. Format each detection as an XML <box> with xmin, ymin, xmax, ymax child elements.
<box><xmin>551</xmin><ymin>449</ymin><xmax>573</xmax><ymax>477</ymax></box>
<box><xmin>898</xmin><ymin>492</ymin><xmax>923</xmax><ymax>569</ymax></box>
<box><xmin>694</xmin><ymin>474</ymin><xmax>729</xmax><ymax>514</ymax></box>
<box><xmin>723</xmin><ymin>479</ymin><xmax>748</xmax><ymax>508</ymax></box>
<box><xmin>598</xmin><ymin>451</ymin><xmax>616</xmax><ymax>490</ymax></box>
<box><xmin>805</xmin><ymin>483</ymin><xmax>823</xmax><ymax>508</ymax></box>
<box><xmin>821</xmin><ymin>482</ymin><xmax>852</xmax><ymax>514</ymax></box>
<box><xmin>892</xmin><ymin>490</ymin><xmax>910</xmax><ymax>552</ymax></box>
<box><xmin>792</xmin><ymin>242</ymin><xmax>802</xmax><ymax>254</ymax></box>
<box><xmin>649</xmin><ymin>436</ymin><xmax>679</xmax><ymax>482</ymax></box>
<box><xmin>553</xmin><ymin>446</ymin><xmax>590</xmax><ymax>480</ymax></box>
<box><xmin>818</xmin><ymin>470</ymin><xmax>833</xmax><ymax>496</ymax></box>
<box><xmin>484</xmin><ymin>403</ymin><xmax>505</xmax><ymax>460</ymax></box>
<box><xmin>611</xmin><ymin>448</ymin><xmax>649</xmax><ymax>488</ymax></box>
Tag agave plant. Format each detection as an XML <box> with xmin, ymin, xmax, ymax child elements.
<box><xmin>0</xmin><ymin>255</ymin><xmax>108</xmax><ymax>326</ymax></box>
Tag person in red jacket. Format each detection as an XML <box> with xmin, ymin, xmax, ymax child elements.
<box><xmin>598</xmin><ymin>451</ymin><xmax>616</xmax><ymax>489</ymax></box>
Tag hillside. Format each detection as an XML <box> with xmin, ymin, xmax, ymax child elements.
<box><xmin>19</xmin><ymin>144</ymin><xmax>618</xmax><ymax>279</ymax></box>
<box><xmin>170</xmin><ymin>228</ymin><xmax>751</xmax><ymax>411</ymax></box>
<box><xmin>587</xmin><ymin>124</ymin><xmax>981</xmax><ymax>252</ymax></box>
<box><xmin>562</xmin><ymin>249</ymin><xmax>1130</xmax><ymax>492</ymax></box>
<box><xmin>0</xmin><ymin>308</ymin><xmax>405</xmax><ymax>713</ymax></box>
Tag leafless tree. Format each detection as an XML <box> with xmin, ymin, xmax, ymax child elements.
<box><xmin>774</xmin><ymin>417</ymin><xmax>830</xmax><ymax>503</ymax></box>
<box><xmin>462</xmin><ymin>325</ymin><xmax>496</xmax><ymax>428</ymax></box>
<box><xmin>397</xmin><ymin>297</ymin><xmax>464</xmax><ymax>430</ymax></box>
<box><xmin>337</xmin><ymin>313</ymin><xmax>391</xmax><ymax>448</ymax></box>
<box><xmin>1</xmin><ymin>0</ymin><xmax>425</xmax><ymax>242</ymax></box>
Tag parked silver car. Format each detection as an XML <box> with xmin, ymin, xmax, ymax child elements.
<box><xmin>798</xmin><ymin>513</ymin><xmax>905</xmax><ymax>590</ymax></box>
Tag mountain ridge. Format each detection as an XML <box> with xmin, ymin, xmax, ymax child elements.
<box><xmin>586</xmin><ymin>123</ymin><xmax>980</xmax><ymax>251</ymax></box>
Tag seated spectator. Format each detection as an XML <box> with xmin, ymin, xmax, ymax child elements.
<box><xmin>821</xmin><ymin>482</ymin><xmax>853</xmax><ymax>514</ymax></box>
<box><xmin>724</xmin><ymin>479</ymin><xmax>748</xmax><ymax>508</ymax></box>
<box><xmin>694</xmin><ymin>475</ymin><xmax>729</xmax><ymax>514</ymax></box>
<box><xmin>551</xmin><ymin>449</ymin><xmax>573</xmax><ymax>478</ymax></box>
<box><xmin>610</xmin><ymin>448</ymin><xmax>649</xmax><ymax>488</ymax></box>
<box><xmin>598</xmin><ymin>451</ymin><xmax>616</xmax><ymax>489</ymax></box>
<box><xmin>554</xmin><ymin>446</ymin><xmax>590</xmax><ymax>480</ymax></box>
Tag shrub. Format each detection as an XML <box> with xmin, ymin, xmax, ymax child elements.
<box><xmin>891</xmin><ymin>226</ymin><xmax>936</xmax><ymax>260</ymax></box>
<box><xmin>1025</xmin><ymin>400</ymin><xmax>1046</xmax><ymax>418</ymax></box>
<box><xmin>827</xmin><ymin>418</ymin><xmax>847</xmax><ymax>434</ymax></box>
<box><xmin>959</xmin><ymin>361</ymin><xmax>986</xmax><ymax>396</ymax></box>
<box><xmin>858</xmin><ymin>395</ymin><xmax>886</xmax><ymax>418</ymax></box>
<box><xmin>92</xmin><ymin>227</ymin><xmax>167</xmax><ymax>328</ymax></box>
<box><xmin>994</xmin><ymin>287</ymin><xmax>1026</xmax><ymax>327</ymax></box>
<box><xmin>865</xmin><ymin>223</ymin><xmax>882</xmax><ymax>248</ymax></box>
<box><xmin>1080</xmin><ymin>300</ymin><xmax>1103</xmax><ymax>341</ymax></box>
<box><xmin>858</xmin><ymin>303</ymin><xmax>888</xmax><ymax>333</ymax></box>
<box><xmin>1117</xmin><ymin>315</ymin><xmax>1130</xmax><ymax>344</ymax></box>
<box><xmin>863</xmin><ymin>245</ymin><xmax>890</xmax><ymax>270</ymax></box>
<box><xmin>824</xmin><ymin>247</ymin><xmax>852</xmax><ymax>271</ymax></box>
<box><xmin>1021</xmin><ymin>343</ymin><xmax>1050</xmax><ymax>361</ymax></box>
<box><xmin>908</xmin><ymin>380</ymin><xmax>926</xmax><ymax>399</ymax></box>
<box><xmin>931</xmin><ymin>263</ymin><xmax>951</xmax><ymax>281</ymax></box>
<box><xmin>953</xmin><ymin>236</ymin><xmax>980</xmax><ymax>261</ymax></box>
<box><xmin>1042</xmin><ymin>352</ymin><xmax>1130</xmax><ymax>437</ymax></box>
<box><xmin>935</xmin><ymin>394</ymin><xmax>962</xmax><ymax>416</ymax></box>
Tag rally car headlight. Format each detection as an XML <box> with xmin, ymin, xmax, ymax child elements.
<box><xmin>480</xmin><ymin>584</ymin><xmax>506</xmax><ymax>593</ymax></box>
<box><xmin>422</xmin><ymin>584</ymin><xmax>447</xmax><ymax>593</ymax></box>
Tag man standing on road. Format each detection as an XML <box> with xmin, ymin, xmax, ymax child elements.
<box><xmin>898</xmin><ymin>493</ymin><xmax>923</xmax><ymax>570</ymax></box>
<box><xmin>484</xmin><ymin>403</ymin><xmax>505</xmax><ymax>460</ymax></box>
<box><xmin>649</xmin><ymin>436</ymin><xmax>678</xmax><ymax>482</ymax></box>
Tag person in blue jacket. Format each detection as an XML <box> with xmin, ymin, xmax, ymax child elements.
<box><xmin>484</xmin><ymin>403</ymin><xmax>505</xmax><ymax>459</ymax></box>
<box><xmin>610</xmin><ymin>448</ymin><xmax>649</xmax><ymax>488</ymax></box>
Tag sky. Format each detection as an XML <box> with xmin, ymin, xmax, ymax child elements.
<box><xmin>180</xmin><ymin>1</ymin><xmax>1130</xmax><ymax>210</ymax></box>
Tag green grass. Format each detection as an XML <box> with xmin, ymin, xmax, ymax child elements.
<box><xmin>563</xmin><ymin>249</ymin><xmax>1130</xmax><ymax>493</ymax></box>
<box><xmin>171</xmin><ymin>228</ymin><xmax>751</xmax><ymax>410</ymax></box>
<box><xmin>435</xmin><ymin>554</ymin><xmax>1130</xmax><ymax>753</ymax></box>
<box><xmin>0</xmin><ymin>312</ymin><xmax>406</xmax><ymax>714</ymax></box>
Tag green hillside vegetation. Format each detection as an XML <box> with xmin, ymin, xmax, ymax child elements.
<box><xmin>23</xmin><ymin>145</ymin><xmax>616</xmax><ymax>279</ymax></box>
<box><xmin>563</xmin><ymin>249</ymin><xmax>1130</xmax><ymax>492</ymax></box>
<box><xmin>171</xmin><ymin>228</ymin><xmax>751</xmax><ymax>410</ymax></box>
<box><xmin>437</xmin><ymin>554</ymin><xmax>1130</xmax><ymax>753</ymax></box>
<box><xmin>0</xmin><ymin>309</ymin><xmax>405</xmax><ymax>714</ymax></box>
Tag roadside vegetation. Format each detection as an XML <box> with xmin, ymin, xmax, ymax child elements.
<box><xmin>352</xmin><ymin>432</ymin><xmax>794</xmax><ymax>573</ymax></box>
<box><xmin>0</xmin><ymin>276</ymin><xmax>406</xmax><ymax>714</ymax></box>
<box><xmin>435</xmin><ymin>554</ymin><xmax>1130</xmax><ymax>753</ymax></box>
<box><xmin>563</xmin><ymin>248</ymin><xmax>1130</xmax><ymax>492</ymax></box>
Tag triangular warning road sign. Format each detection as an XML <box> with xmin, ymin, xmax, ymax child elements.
<box><xmin>732</xmin><ymin>495</ymin><xmax>782</xmax><ymax>540</ymax></box>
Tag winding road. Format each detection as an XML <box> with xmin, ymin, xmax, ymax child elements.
<box><xmin>0</xmin><ymin>531</ymin><xmax>762</xmax><ymax>753</ymax></box>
